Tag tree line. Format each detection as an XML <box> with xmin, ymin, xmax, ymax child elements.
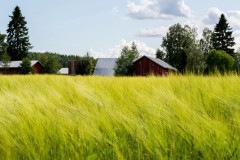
<box><xmin>114</xmin><ymin>14</ymin><xmax>240</xmax><ymax>76</ymax></box>
<box><xmin>1</xmin><ymin>6</ymin><xmax>239</xmax><ymax>75</ymax></box>
<box><xmin>0</xmin><ymin>6</ymin><xmax>95</xmax><ymax>74</ymax></box>
<box><xmin>28</xmin><ymin>52</ymin><xmax>96</xmax><ymax>74</ymax></box>
<box><xmin>158</xmin><ymin>14</ymin><xmax>239</xmax><ymax>74</ymax></box>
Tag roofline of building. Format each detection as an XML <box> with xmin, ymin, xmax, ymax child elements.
<box><xmin>133</xmin><ymin>55</ymin><xmax>177</xmax><ymax>71</ymax></box>
<box><xmin>0</xmin><ymin>60</ymin><xmax>43</xmax><ymax>68</ymax></box>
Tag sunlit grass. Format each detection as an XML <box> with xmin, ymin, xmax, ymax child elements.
<box><xmin>0</xmin><ymin>75</ymin><xmax>240</xmax><ymax>159</ymax></box>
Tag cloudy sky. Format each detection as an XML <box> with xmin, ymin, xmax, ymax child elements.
<box><xmin>0</xmin><ymin>0</ymin><xmax>240</xmax><ymax>58</ymax></box>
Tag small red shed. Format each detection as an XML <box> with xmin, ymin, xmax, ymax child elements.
<box><xmin>133</xmin><ymin>55</ymin><xmax>177</xmax><ymax>76</ymax></box>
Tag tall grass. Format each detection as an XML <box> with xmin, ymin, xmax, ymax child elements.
<box><xmin>0</xmin><ymin>75</ymin><xmax>240</xmax><ymax>159</ymax></box>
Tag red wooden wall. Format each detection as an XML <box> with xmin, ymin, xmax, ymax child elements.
<box><xmin>133</xmin><ymin>56</ymin><xmax>169</xmax><ymax>76</ymax></box>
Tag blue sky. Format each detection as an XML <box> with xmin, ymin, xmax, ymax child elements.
<box><xmin>0</xmin><ymin>0</ymin><xmax>240</xmax><ymax>57</ymax></box>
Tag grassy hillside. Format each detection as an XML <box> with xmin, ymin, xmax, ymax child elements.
<box><xmin>0</xmin><ymin>75</ymin><xmax>240</xmax><ymax>159</ymax></box>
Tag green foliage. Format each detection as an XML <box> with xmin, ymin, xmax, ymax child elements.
<box><xmin>7</xmin><ymin>6</ymin><xmax>31</xmax><ymax>60</ymax></box>
<box><xmin>0</xmin><ymin>33</ymin><xmax>8</xmax><ymax>56</ymax></box>
<box><xmin>37</xmin><ymin>52</ymin><xmax>61</xmax><ymax>74</ymax></box>
<box><xmin>0</xmin><ymin>75</ymin><xmax>240</xmax><ymax>159</ymax></box>
<box><xmin>185</xmin><ymin>47</ymin><xmax>205</xmax><ymax>74</ymax></box>
<box><xmin>115</xmin><ymin>46</ymin><xmax>131</xmax><ymax>75</ymax></box>
<box><xmin>75</xmin><ymin>53</ymin><xmax>96</xmax><ymax>75</ymax></box>
<box><xmin>206</xmin><ymin>49</ymin><xmax>235</xmax><ymax>74</ymax></box>
<box><xmin>0</xmin><ymin>53</ymin><xmax>11</xmax><ymax>67</ymax></box>
<box><xmin>115</xmin><ymin>42</ymin><xmax>139</xmax><ymax>76</ymax></box>
<box><xmin>0</xmin><ymin>53</ymin><xmax>11</xmax><ymax>74</ymax></box>
<box><xmin>234</xmin><ymin>51</ymin><xmax>240</xmax><ymax>74</ymax></box>
<box><xmin>155</xmin><ymin>48</ymin><xmax>165</xmax><ymax>60</ymax></box>
<box><xmin>184</xmin><ymin>26</ymin><xmax>205</xmax><ymax>74</ymax></box>
<box><xmin>59</xmin><ymin>55</ymin><xmax>81</xmax><ymax>67</ymax></box>
<box><xmin>211</xmin><ymin>14</ymin><xmax>235</xmax><ymax>56</ymax></box>
<box><xmin>200</xmin><ymin>27</ymin><xmax>213</xmax><ymax>54</ymax></box>
<box><xmin>162</xmin><ymin>24</ymin><xmax>206</xmax><ymax>73</ymax></box>
<box><xmin>29</xmin><ymin>52</ymin><xmax>96</xmax><ymax>75</ymax></box>
<box><xmin>162</xmin><ymin>24</ymin><xmax>192</xmax><ymax>72</ymax></box>
<box><xmin>20</xmin><ymin>57</ymin><xmax>31</xmax><ymax>74</ymax></box>
<box><xmin>0</xmin><ymin>33</ymin><xmax>10</xmax><ymax>70</ymax></box>
<box><xmin>28</xmin><ymin>52</ymin><xmax>60</xmax><ymax>73</ymax></box>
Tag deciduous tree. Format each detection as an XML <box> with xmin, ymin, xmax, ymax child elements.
<box><xmin>200</xmin><ymin>27</ymin><xmax>213</xmax><ymax>54</ymax></box>
<box><xmin>0</xmin><ymin>33</ymin><xmax>10</xmax><ymax>73</ymax></box>
<box><xmin>0</xmin><ymin>33</ymin><xmax>8</xmax><ymax>56</ymax></box>
<box><xmin>162</xmin><ymin>24</ymin><xmax>203</xmax><ymax>73</ymax></box>
<box><xmin>20</xmin><ymin>57</ymin><xmax>31</xmax><ymax>74</ymax></box>
<box><xmin>184</xmin><ymin>26</ymin><xmax>205</xmax><ymax>73</ymax></box>
<box><xmin>206</xmin><ymin>49</ymin><xmax>234</xmax><ymax>74</ymax></box>
<box><xmin>155</xmin><ymin>48</ymin><xmax>165</xmax><ymax>60</ymax></box>
<box><xmin>37</xmin><ymin>52</ymin><xmax>61</xmax><ymax>74</ymax></box>
<box><xmin>234</xmin><ymin>50</ymin><xmax>240</xmax><ymax>74</ymax></box>
<box><xmin>115</xmin><ymin>42</ymin><xmax>139</xmax><ymax>76</ymax></box>
<box><xmin>76</xmin><ymin>53</ymin><xmax>96</xmax><ymax>75</ymax></box>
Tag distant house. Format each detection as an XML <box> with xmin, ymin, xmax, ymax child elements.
<box><xmin>93</xmin><ymin>56</ymin><xmax>177</xmax><ymax>76</ymax></box>
<box><xmin>0</xmin><ymin>60</ymin><xmax>44</xmax><ymax>74</ymax></box>
<box><xmin>133</xmin><ymin>55</ymin><xmax>177</xmax><ymax>76</ymax></box>
<box><xmin>93</xmin><ymin>58</ymin><xmax>117</xmax><ymax>76</ymax></box>
<box><xmin>58</xmin><ymin>68</ymin><xmax>69</xmax><ymax>75</ymax></box>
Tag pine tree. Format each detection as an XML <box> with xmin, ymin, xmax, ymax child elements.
<box><xmin>7</xmin><ymin>6</ymin><xmax>31</xmax><ymax>60</ymax></box>
<box><xmin>211</xmin><ymin>14</ymin><xmax>235</xmax><ymax>56</ymax></box>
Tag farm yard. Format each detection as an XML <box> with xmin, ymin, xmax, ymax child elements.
<box><xmin>0</xmin><ymin>75</ymin><xmax>240</xmax><ymax>159</ymax></box>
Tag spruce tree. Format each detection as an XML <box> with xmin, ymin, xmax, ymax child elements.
<box><xmin>7</xmin><ymin>6</ymin><xmax>31</xmax><ymax>60</ymax></box>
<box><xmin>211</xmin><ymin>14</ymin><xmax>235</xmax><ymax>56</ymax></box>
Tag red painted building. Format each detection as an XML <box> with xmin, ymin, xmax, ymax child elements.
<box><xmin>133</xmin><ymin>55</ymin><xmax>177</xmax><ymax>76</ymax></box>
<box><xmin>0</xmin><ymin>60</ymin><xmax>44</xmax><ymax>74</ymax></box>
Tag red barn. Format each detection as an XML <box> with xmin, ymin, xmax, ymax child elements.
<box><xmin>0</xmin><ymin>60</ymin><xmax>44</xmax><ymax>74</ymax></box>
<box><xmin>133</xmin><ymin>55</ymin><xmax>177</xmax><ymax>76</ymax></box>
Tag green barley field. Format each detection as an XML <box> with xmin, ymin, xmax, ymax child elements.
<box><xmin>0</xmin><ymin>75</ymin><xmax>240</xmax><ymax>160</ymax></box>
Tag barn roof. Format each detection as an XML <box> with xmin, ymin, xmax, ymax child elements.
<box><xmin>94</xmin><ymin>58</ymin><xmax>117</xmax><ymax>76</ymax></box>
<box><xmin>58</xmin><ymin>68</ymin><xmax>69</xmax><ymax>74</ymax></box>
<box><xmin>134</xmin><ymin>55</ymin><xmax>178</xmax><ymax>71</ymax></box>
<box><xmin>0</xmin><ymin>60</ymin><xmax>40</xmax><ymax>68</ymax></box>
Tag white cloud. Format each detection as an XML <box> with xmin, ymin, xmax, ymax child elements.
<box><xmin>131</xmin><ymin>7</ymin><xmax>240</xmax><ymax>50</ymax></box>
<box><xmin>88</xmin><ymin>39</ymin><xmax>156</xmax><ymax>58</ymax></box>
<box><xmin>234</xmin><ymin>30</ymin><xmax>240</xmax><ymax>37</ymax></box>
<box><xmin>233</xmin><ymin>30</ymin><xmax>240</xmax><ymax>50</ymax></box>
<box><xmin>135</xmin><ymin>26</ymin><xmax>168</xmax><ymax>37</ymax></box>
<box><xmin>127</xmin><ymin>0</ymin><xmax>191</xmax><ymax>19</ymax></box>
<box><xmin>227</xmin><ymin>11</ymin><xmax>240</xmax><ymax>29</ymax></box>
<box><xmin>202</xmin><ymin>8</ymin><xmax>240</xmax><ymax>29</ymax></box>
<box><xmin>29</xmin><ymin>49</ymin><xmax>47</xmax><ymax>53</ymax></box>
<box><xmin>202</xmin><ymin>7</ymin><xmax>224</xmax><ymax>25</ymax></box>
